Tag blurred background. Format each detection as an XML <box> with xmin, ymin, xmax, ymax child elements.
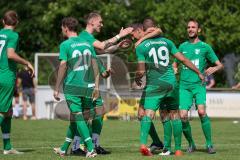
<box><xmin>1</xmin><ymin>0</ymin><xmax>240</xmax><ymax>119</ymax></box>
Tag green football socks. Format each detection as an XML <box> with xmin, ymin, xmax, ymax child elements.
<box><xmin>201</xmin><ymin>115</ymin><xmax>212</xmax><ymax>147</ymax></box>
<box><xmin>1</xmin><ymin>117</ymin><xmax>12</xmax><ymax>150</ymax></box>
<box><xmin>182</xmin><ymin>121</ymin><xmax>195</xmax><ymax>146</ymax></box>
<box><xmin>140</xmin><ymin>116</ymin><xmax>152</xmax><ymax>145</ymax></box>
<box><xmin>60</xmin><ymin>122</ymin><xmax>76</xmax><ymax>152</ymax></box>
<box><xmin>172</xmin><ymin>119</ymin><xmax>182</xmax><ymax>150</ymax></box>
<box><xmin>162</xmin><ymin>119</ymin><xmax>172</xmax><ymax>151</ymax></box>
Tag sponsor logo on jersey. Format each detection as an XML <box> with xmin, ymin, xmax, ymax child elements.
<box><xmin>195</xmin><ymin>49</ymin><xmax>200</xmax><ymax>55</ymax></box>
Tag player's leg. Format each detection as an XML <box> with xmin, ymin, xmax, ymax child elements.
<box><xmin>195</xmin><ymin>85</ymin><xmax>215</xmax><ymax>154</ymax></box>
<box><xmin>140</xmin><ymin>109</ymin><xmax>156</xmax><ymax>156</ymax></box>
<box><xmin>0</xmin><ymin>84</ymin><xmax>22</xmax><ymax>154</ymax></box>
<box><xmin>168</xmin><ymin>86</ymin><xmax>183</xmax><ymax>156</ymax></box>
<box><xmin>54</xmin><ymin>122</ymin><xmax>76</xmax><ymax>156</ymax></box>
<box><xmin>159</xmin><ymin>110</ymin><xmax>172</xmax><ymax>156</ymax></box>
<box><xmin>29</xmin><ymin>88</ymin><xmax>36</xmax><ymax>120</ymax></box>
<box><xmin>170</xmin><ymin>110</ymin><xmax>183</xmax><ymax>156</ymax></box>
<box><xmin>138</xmin><ymin>105</ymin><xmax>163</xmax><ymax>152</ymax></box>
<box><xmin>179</xmin><ymin>87</ymin><xmax>196</xmax><ymax>152</ymax></box>
<box><xmin>92</xmin><ymin>97</ymin><xmax>110</xmax><ymax>154</ymax></box>
<box><xmin>22</xmin><ymin>89</ymin><xmax>28</xmax><ymax>120</ymax></box>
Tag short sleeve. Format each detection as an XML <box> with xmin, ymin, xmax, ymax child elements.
<box><xmin>206</xmin><ymin>44</ymin><xmax>219</xmax><ymax>63</ymax></box>
<box><xmin>7</xmin><ymin>33</ymin><xmax>19</xmax><ymax>50</ymax></box>
<box><xmin>136</xmin><ymin>45</ymin><xmax>145</xmax><ymax>61</ymax></box>
<box><xmin>59</xmin><ymin>43</ymin><xmax>68</xmax><ymax>61</ymax></box>
<box><xmin>167</xmin><ymin>39</ymin><xmax>178</xmax><ymax>55</ymax></box>
<box><xmin>88</xmin><ymin>35</ymin><xmax>97</xmax><ymax>45</ymax></box>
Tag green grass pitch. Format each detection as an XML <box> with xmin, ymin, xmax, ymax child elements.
<box><xmin>0</xmin><ymin>118</ymin><xmax>240</xmax><ymax>160</ymax></box>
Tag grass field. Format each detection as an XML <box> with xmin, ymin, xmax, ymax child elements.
<box><xmin>0</xmin><ymin>118</ymin><xmax>240</xmax><ymax>160</ymax></box>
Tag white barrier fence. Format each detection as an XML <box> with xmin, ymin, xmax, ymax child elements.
<box><xmin>36</xmin><ymin>86</ymin><xmax>240</xmax><ymax>119</ymax></box>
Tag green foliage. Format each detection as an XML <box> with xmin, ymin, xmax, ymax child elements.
<box><xmin>1</xmin><ymin>0</ymin><xmax>240</xmax><ymax>86</ymax></box>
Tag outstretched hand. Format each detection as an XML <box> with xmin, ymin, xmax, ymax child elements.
<box><xmin>118</xmin><ymin>27</ymin><xmax>133</xmax><ymax>38</ymax></box>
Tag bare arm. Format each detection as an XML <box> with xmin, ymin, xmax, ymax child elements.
<box><xmin>91</xmin><ymin>58</ymin><xmax>100</xmax><ymax>101</ymax></box>
<box><xmin>172</xmin><ymin>61</ymin><xmax>178</xmax><ymax>74</ymax></box>
<box><xmin>135</xmin><ymin>62</ymin><xmax>145</xmax><ymax>86</ymax></box>
<box><xmin>205</xmin><ymin>60</ymin><xmax>224</xmax><ymax>76</ymax></box>
<box><xmin>135</xmin><ymin>27</ymin><xmax>162</xmax><ymax>47</ymax></box>
<box><xmin>174</xmin><ymin>52</ymin><xmax>204</xmax><ymax>82</ymax></box>
<box><xmin>53</xmin><ymin>60</ymin><xmax>67</xmax><ymax>101</ymax></box>
<box><xmin>93</xmin><ymin>27</ymin><xmax>133</xmax><ymax>50</ymax></box>
<box><xmin>7</xmin><ymin>48</ymin><xmax>34</xmax><ymax>77</ymax></box>
<box><xmin>95</xmin><ymin>44</ymin><xmax>119</xmax><ymax>54</ymax></box>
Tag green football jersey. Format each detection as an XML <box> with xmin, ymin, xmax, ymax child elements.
<box><xmin>178</xmin><ymin>40</ymin><xmax>218</xmax><ymax>84</ymax></box>
<box><xmin>136</xmin><ymin>37</ymin><xmax>178</xmax><ymax>86</ymax></box>
<box><xmin>59</xmin><ymin>36</ymin><xmax>96</xmax><ymax>96</ymax></box>
<box><xmin>79</xmin><ymin>30</ymin><xmax>106</xmax><ymax>73</ymax></box>
<box><xmin>0</xmin><ymin>28</ymin><xmax>19</xmax><ymax>82</ymax></box>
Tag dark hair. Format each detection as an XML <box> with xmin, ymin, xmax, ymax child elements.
<box><xmin>3</xmin><ymin>10</ymin><xmax>18</xmax><ymax>26</ymax></box>
<box><xmin>85</xmin><ymin>12</ymin><xmax>101</xmax><ymax>24</ymax></box>
<box><xmin>188</xmin><ymin>18</ymin><xmax>200</xmax><ymax>28</ymax></box>
<box><xmin>61</xmin><ymin>17</ymin><xmax>79</xmax><ymax>32</ymax></box>
<box><xmin>129</xmin><ymin>23</ymin><xmax>143</xmax><ymax>31</ymax></box>
<box><xmin>143</xmin><ymin>17</ymin><xmax>156</xmax><ymax>31</ymax></box>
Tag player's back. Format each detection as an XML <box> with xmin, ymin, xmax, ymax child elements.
<box><xmin>0</xmin><ymin>29</ymin><xmax>18</xmax><ymax>83</ymax></box>
<box><xmin>59</xmin><ymin>36</ymin><xmax>96</xmax><ymax>96</ymax></box>
<box><xmin>136</xmin><ymin>37</ymin><xmax>178</xmax><ymax>87</ymax></box>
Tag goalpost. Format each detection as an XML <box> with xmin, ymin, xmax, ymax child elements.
<box><xmin>34</xmin><ymin>53</ymin><xmax>112</xmax><ymax>119</ymax></box>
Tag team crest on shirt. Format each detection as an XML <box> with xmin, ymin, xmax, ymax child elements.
<box><xmin>195</xmin><ymin>49</ymin><xmax>200</xmax><ymax>55</ymax></box>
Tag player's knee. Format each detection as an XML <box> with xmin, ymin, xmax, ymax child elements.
<box><xmin>71</xmin><ymin>112</ymin><xmax>84</xmax><ymax>122</ymax></box>
<box><xmin>160</xmin><ymin>110</ymin><xmax>169</xmax><ymax>122</ymax></box>
<box><xmin>179</xmin><ymin>111</ymin><xmax>188</xmax><ymax>122</ymax></box>
<box><xmin>198</xmin><ymin>109</ymin><xmax>206</xmax><ymax>117</ymax></box>
<box><xmin>170</xmin><ymin>110</ymin><xmax>180</xmax><ymax>120</ymax></box>
<box><xmin>145</xmin><ymin>110</ymin><xmax>155</xmax><ymax>119</ymax></box>
<box><xmin>137</xmin><ymin>105</ymin><xmax>145</xmax><ymax>121</ymax></box>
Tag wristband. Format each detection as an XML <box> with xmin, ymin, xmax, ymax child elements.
<box><xmin>115</xmin><ymin>34</ymin><xmax>120</xmax><ymax>40</ymax></box>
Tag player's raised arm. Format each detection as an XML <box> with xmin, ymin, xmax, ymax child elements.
<box><xmin>135</xmin><ymin>18</ymin><xmax>162</xmax><ymax>47</ymax></box>
<box><xmin>174</xmin><ymin>52</ymin><xmax>204</xmax><ymax>82</ymax></box>
<box><xmin>93</xmin><ymin>27</ymin><xmax>133</xmax><ymax>51</ymax></box>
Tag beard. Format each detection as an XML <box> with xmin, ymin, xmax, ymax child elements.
<box><xmin>188</xmin><ymin>33</ymin><xmax>198</xmax><ymax>39</ymax></box>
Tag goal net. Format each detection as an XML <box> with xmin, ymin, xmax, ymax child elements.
<box><xmin>34</xmin><ymin>53</ymin><xmax>139</xmax><ymax>119</ymax></box>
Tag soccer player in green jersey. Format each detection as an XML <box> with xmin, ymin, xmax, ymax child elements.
<box><xmin>0</xmin><ymin>10</ymin><xmax>34</xmax><ymax>154</ymax></box>
<box><xmin>53</xmin><ymin>17</ymin><xmax>99</xmax><ymax>158</ymax></box>
<box><xmin>136</xmin><ymin>18</ymin><xmax>164</xmax><ymax>153</ymax></box>
<box><xmin>130</xmin><ymin>23</ymin><xmax>204</xmax><ymax>156</ymax></box>
<box><xmin>72</xmin><ymin>12</ymin><xmax>133</xmax><ymax>155</ymax></box>
<box><xmin>172</xmin><ymin>19</ymin><xmax>223</xmax><ymax>154</ymax></box>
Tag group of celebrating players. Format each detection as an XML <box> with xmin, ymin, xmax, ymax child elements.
<box><xmin>0</xmin><ymin>9</ymin><xmax>223</xmax><ymax>158</ymax></box>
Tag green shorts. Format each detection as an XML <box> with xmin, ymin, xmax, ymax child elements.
<box><xmin>0</xmin><ymin>82</ymin><xmax>14</xmax><ymax>113</ymax></box>
<box><xmin>140</xmin><ymin>84</ymin><xmax>179</xmax><ymax>111</ymax></box>
<box><xmin>64</xmin><ymin>94</ymin><xmax>93</xmax><ymax>113</ymax></box>
<box><xmin>179</xmin><ymin>83</ymin><xmax>206</xmax><ymax>110</ymax></box>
